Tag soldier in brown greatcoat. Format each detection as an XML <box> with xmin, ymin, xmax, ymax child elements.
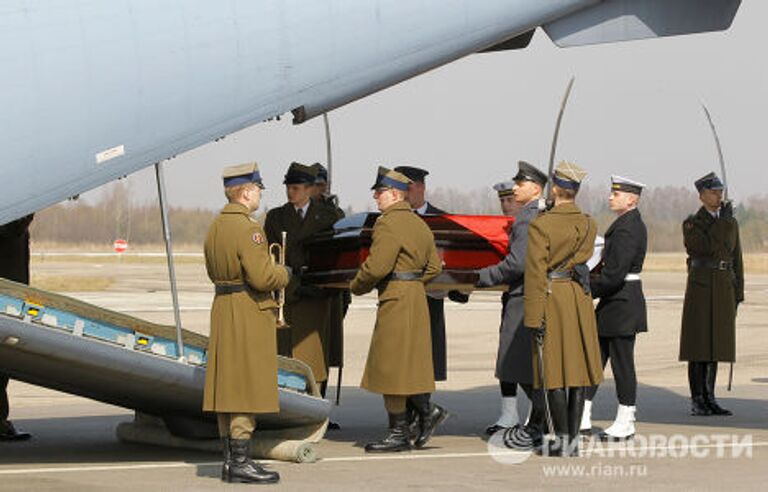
<box><xmin>0</xmin><ymin>214</ymin><xmax>34</xmax><ymax>441</ymax></box>
<box><xmin>204</xmin><ymin>163</ymin><xmax>290</xmax><ymax>484</ymax></box>
<box><xmin>680</xmin><ymin>172</ymin><xmax>743</xmax><ymax>416</ymax></box>
<box><xmin>265</xmin><ymin>163</ymin><xmax>339</xmax><ymax>392</ymax></box>
<box><xmin>523</xmin><ymin>161</ymin><xmax>603</xmax><ymax>457</ymax></box>
<box><xmin>350</xmin><ymin>167</ymin><xmax>444</xmax><ymax>453</ymax></box>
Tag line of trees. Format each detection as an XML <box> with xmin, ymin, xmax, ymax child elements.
<box><xmin>29</xmin><ymin>181</ymin><xmax>768</xmax><ymax>252</ymax></box>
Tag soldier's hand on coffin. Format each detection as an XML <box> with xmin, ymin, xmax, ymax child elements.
<box><xmin>720</xmin><ymin>200</ymin><xmax>733</xmax><ymax>219</ymax></box>
<box><xmin>448</xmin><ymin>290</ymin><xmax>470</xmax><ymax>303</ymax></box>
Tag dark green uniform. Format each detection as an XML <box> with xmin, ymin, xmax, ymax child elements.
<box><xmin>680</xmin><ymin>206</ymin><xmax>744</xmax><ymax>362</ymax></box>
<box><xmin>265</xmin><ymin>198</ymin><xmax>338</xmax><ymax>383</ymax></box>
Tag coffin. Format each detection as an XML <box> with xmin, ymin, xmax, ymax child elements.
<box><xmin>303</xmin><ymin>212</ymin><xmax>514</xmax><ymax>291</ymax></box>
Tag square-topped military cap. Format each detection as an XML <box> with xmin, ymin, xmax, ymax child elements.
<box><xmin>284</xmin><ymin>161</ymin><xmax>318</xmax><ymax>185</ymax></box>
<box><xmin>222</xmin><ymin>162</ymin><xmax>264</xmax><ymax>189</ymax></box>
<box><xmin>512</xmin><ymin>161</ymin><xmax>548</xmax><ymax>186</ymax></box>
<box><xmin>611</xmin><ymin>175</ymin><xmax>646</xmax><ymax>195</ymax></box>
<box><xmin>694</xmin><ymin>172</ymin><xmax>724</xmax><ymax>192</ymax></box>
<box><xmin>371</xmin><ymin>166</ymin><xmax>412</xmax><ymax>191</ymax></box>
<box><xmin>552</xmin><ymin>160</ymin><xmax>587</xmax><ymax>190</ymax></box>
<box><xmin>393</xmin><ymin>166</ymin><xmax>429</xmax><ymax>183</ymax></box>
<box><xmin>311</xmin><ymin>162</ymin><xmax>329</xmax><ymax>184</ymax></box>
<box><xmin>493</xmin><ymin>181</ymin><xmax>515</xmax><ymax>198</ymax></box>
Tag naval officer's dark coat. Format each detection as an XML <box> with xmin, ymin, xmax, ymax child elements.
<box><xmin>680</xmin><ymin>207</ymin><xmax>744</xmax><ymax>362</ymax></box>
<box><xmin>265</xmin><ymin>198</ymin><xmax>339</xmax><ymax>383</ymax></box>
<box><xmin>477</xmin><ymin>200</ymin><xmax>539</xmax><ymax>384</ymax></box>
<box><xmin>418</xmin><ymin>202</ymin><xmax>449</xmax><ymax>382</ymax></box>
<box><xmin>590</xmin><ymin>208</ymin><xmax>648</xmax><ymax>337</ymax></box>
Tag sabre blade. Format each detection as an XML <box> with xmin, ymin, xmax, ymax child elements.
<box><xmin>546</xmin><ymin>76</ymin><xmax>576</xmax><ymax>201</ymax></box>
<box><xmin>701</xmin><ymin>103</ymin><xmax>729</xmax><ymax>201</ymax></box>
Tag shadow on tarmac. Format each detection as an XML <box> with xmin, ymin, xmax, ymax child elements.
<box><xmin>1</xmin><ymin>381</ymin><xmax>765</xmax><ymax>467</ymax></box>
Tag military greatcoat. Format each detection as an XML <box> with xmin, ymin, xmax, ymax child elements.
<box><xmin>203</xmin><ymin>203</ymin><xmax>290</xmax><ymax>414</ymax></box>
<box><xmin>680</xmin><ymin>207</ymin><xmax>744</xmax><ymax>362</ymax></box>
<box><xmin>350</xmin><ymin>201</ymin><xmax>442</xmax><ymax>395</ymax></box>
<box><xmin>523</xmin><ymin>202</ymin><xmax>603</xmax><ymax>390</ymax></box>
<box><xmin>476</xmin><ymin>199</ymin><xmax>539</xmax><ymax>384</ymax></box>
<box><xmin>265</xmin><ymin>198</ymin><xmax>339</xmax><ymax>383</ymax></box>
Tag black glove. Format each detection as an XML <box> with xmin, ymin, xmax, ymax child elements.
<box><xmin>528</xmin><ymin>326</ymin><xmax>545</xmax><ymax>346</ymax></box>
<box><xmin>448</xmin><ymin>290</ymin><xmax>470</xmax><ymax>303</ymax></box>
<box><xmin>720</xmin><ymin>200</ymin><xmax>733</xmax><ymax>220</ymax></box>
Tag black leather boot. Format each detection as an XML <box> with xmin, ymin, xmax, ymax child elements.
<box><xmin>703</xmin><ymin>362</ymin><xmax>732</xmax><ymax>416</ymax></box>
<box><xmin>689</xmin><ymin>362</ymin><xmax>712</xmax><ymax>416</ymax></box>
<box><xmin>227</xmin><ymin>439</ymin><xmax>280</xmax><ymax>484</ymax></box>
<box><xmin>540</xmin><ymin>389</ymin><xmax>569</xmax><ymax>457</ymax></box>
<box><xmin>220</xmin><ymin>437</ymin><xmax>231</xmax><ymax>482</ymax></box>
<box><xmin>411</xmin><ymin>394</ymin><xmax>449</xmax><ymax>449</ymax></box>
<box><xmin>504</xmin><ymin>387</ymin><xmax>545</xmax><ymax>451</ymax></box>
<box><xmin>365</xmin><ymin>412</ymin><xmax>412</xmax><ymax>453</ymax></box>
<box><xmin>0</xmin><ymin>420</ymin><xmax>31</xmax><ymax>441</ymax></box>
<box><xmin>565</xmin><ymin>387</ymin><xmax>585</xmax><ymax>457</ymax></box>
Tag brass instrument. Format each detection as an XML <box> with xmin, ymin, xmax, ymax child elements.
<box><xmin>269</xmin><ymin>231</ymin><xmax>288</xmax><ymax>327</ymax></box>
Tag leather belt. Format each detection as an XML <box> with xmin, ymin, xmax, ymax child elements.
<box><xmin>386</xmin><ymin>271</ymin><xmax>423</xmax><ymax>281</ymax></box>
<box><xmin>547</xmin><ymin>270</ymin><xmax>573</xmax><ymax>280</ymax></box>
<box><xmin>625</xmin><ymin>273</ymin><xmax>641</xmax><ymax>282</ymax></box>
<box><xmin>215</xmin><ymin>283</ymin><xmax>248</xmax><ymax>295</ymax></box>
<box><xmin>689</xmin><ymin>258</ymin><xmax>733</xmax><ymax>271</ymax></box>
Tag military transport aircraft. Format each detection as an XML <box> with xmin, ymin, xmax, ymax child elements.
<box><xmin>0</xmin><ymin>0</ymin><xmax>741</xmax><ymax>454</ymax></box>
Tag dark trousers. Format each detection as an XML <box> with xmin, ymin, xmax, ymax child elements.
<box><xmin>586</xmin><ymin>335</ymin><xmax>637</xmax><ymax>406</ymax></box>
<box><xmin>1</xmin><ymin>374</ymin><xmax>9</xmax><ymax>421</ymax></box>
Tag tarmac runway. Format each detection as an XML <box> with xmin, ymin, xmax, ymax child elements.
<box><xmin>2</xmin><ymin>261</ymin><xmax>767</xmax><ymax>490</ymax></box>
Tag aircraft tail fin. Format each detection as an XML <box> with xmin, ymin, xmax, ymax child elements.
<box><xmin>543</xmin><ymin>0</ymin><xmax>741</xmax><ymax>48</ymax></box>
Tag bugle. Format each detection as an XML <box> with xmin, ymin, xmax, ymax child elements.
<box><xmin>269</xmin><ymin>231</ymin><xmax>288</xmax><ymax>327</ymax></box>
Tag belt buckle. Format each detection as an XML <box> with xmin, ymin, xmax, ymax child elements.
<box><xmin>718</xmin><ymin>260</ymin><xmax>728</xmax><ymax>270</ymax></box>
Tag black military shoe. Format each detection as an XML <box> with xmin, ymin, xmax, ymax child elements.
<box><xmin>485</xmin><ymin>424</ymin><xmax>509</xmax><ymax>436</ymax></box>
<box><xmin>227</xmin><ymin>439</ymin><xmax>280</xmax><ymax>484</ymax></box>
<box><xmin>220</xmin><ymin>437</ymin><xmax>231</xmax><ymax>482</ymax></box>
<box><xmin>705</xmin><ymin>400</ymin><xmax>732</xmax><ymax>416</ymax></box>
<box><xmin>365</xmin><ymin>412</ymin><xmax>411</xmax><ymax>453</ymax></box>
<box><xmin>691</xmin><ymin>396</ymin><xmax>713</xmax><ymax>416</ymax></box>
<box><xmin>0</xmin><ymin>421</ymin><xmax>31</xmax><ymax>441</ymax></box>
<box><xmin>703</xmin><ymin>362</ymin><xmax>733</xmax><ymax>416</ymax></box>
<box><xmin>414</xmin><ymin>404</ymin><xmax>449</xmax><ymax>449</ymax></box>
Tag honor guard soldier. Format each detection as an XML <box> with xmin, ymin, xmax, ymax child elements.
<box><xmin>476</xmin><ymin>162</ymin><xmax>548</xmax><ymax>437</ymax></box>
<box><xmin>493</xmin><ymin>180</ymin><xmax>519</xmax><ymax>217</ymax></box>
<box><xmin>524</xmin><ymin>161</ymin><xmax>603</xmax><ymax>457</ymax></box>
<box><xmin>350</xmin><ymin>167</ymin><xmax>444</xmax><ymax>453</ymax></box>
<box><xmin>581</xmin><ymin>176</ymin><xmax>648</xmax><ymax>441</ymax></box>
<box><xmin>203</xmin><ymin>163</ymin><xmax>290</xmax><ymax>484</ymax></box>
<box><xmin>265</xmin><ymin>162</ymin><xmax>339</xmax><ymax>395</ymax></box>
<box><xmin>0</xmin><ymin>214</ymin><xmax>34</xmax><ymax>441</ymax></box>
<box><xmin>680</xmin><ymin>172</ymin><xmax>743</xmax><ymax>416</ymax></box>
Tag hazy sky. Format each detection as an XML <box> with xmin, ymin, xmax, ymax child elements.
<box><xmin>89</xmin><ymin>1</ymin><xmax>766</xmax><ymax>213</ymax></box>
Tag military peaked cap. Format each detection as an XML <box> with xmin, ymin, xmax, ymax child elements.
<box><xmin>611</xmin><ymin>175</ymin><xmax>646</xmax><ymax>195</ymax></box>
<box><xmin>284</xmin><ymin>162</ymin><xmax>317</xmax><ymax>185</ymax></box>
<box><xmin>694</xmin><ymin>172</ymin><xmax>724</xmax><ymax>192</ymax></box>
<box><xmin>393</xmin><ymin>166</ymin><xmax>429</xmax><ymax>183</ymax></box>
<box><xmin>371</xmin><ymin>166</ymin><xmax>412</xmax><ymax>191</ymax></box>
<box><xmin>513</xmin><ymin>161</ymin><xmax>548</xmax><ymax>186</ymax></box>
<box><xmin>222</xmin><ymin>162</ymin><xmax>264</xmax><ymax>189</ymax></box>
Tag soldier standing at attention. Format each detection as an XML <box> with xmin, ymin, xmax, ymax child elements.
<box><xmin>476</xmin><ymin>162</ymin><xmax>548</xmax><ymax>436</ymax></box>
<box><xmin>524</xmin><ymin>161</ymin><xmax>603</xmax><ymax>457</ymax></box>
<box><xmin>203</xmin><ymin>163</ymin><xmax>290</xmax><ymax>484</ymax></box>
<box><xmin>680</xmin><ymin>172</ymin><xmax>743</xmax><ymax>416</ymax></box>
<box><xmin>350</xmin><ymin>167</ymin><xmax>444</xmax><ymax>453</ymax></box>
<box><xmin>0</xmin><ymin>214</ymin><xmax>34</xmax><ymax>441</ymax></box>
<box><xmin>265</xmin><ymin>162</ymin><xmax>339</xmax><ymax>394</ymax></box>
<box><xmin>581</xmin><ymin>176</ymin><xmax>648</xmax><ymax>441</ymax></box>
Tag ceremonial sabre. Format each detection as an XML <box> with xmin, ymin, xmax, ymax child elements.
<box><xmin>535</xmin><ymin>324</ymin><xmax>556</xmax><ymax>442</ymax></box>
<box><xmin>701</xmin><ymin>102</ymin><xmax>734</xmax><ymax>391</ymax></box>
<box><xmin>544</xmin><ymin>76</ymin><xmax>576</xmax><ymax>205</ymax></box>
<box><xmin>323</xmin><ymin>112</ymin><xmax>343</xmax><ymax>404</ymax></box>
